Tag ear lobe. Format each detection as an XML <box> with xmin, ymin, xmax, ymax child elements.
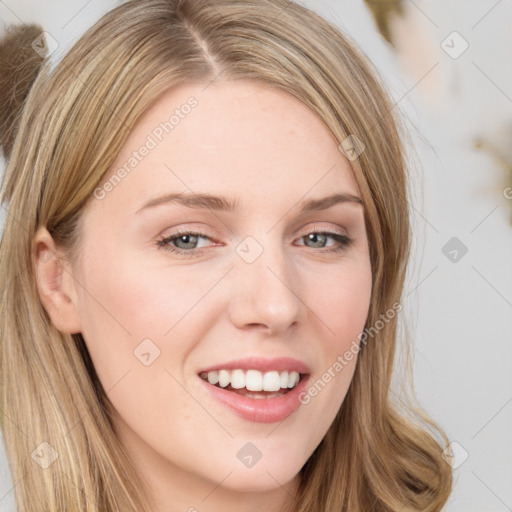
<box><xmin>32</xmin><ymin>227</ymin><xmax>82</xmax><ymax>334</ymax></box>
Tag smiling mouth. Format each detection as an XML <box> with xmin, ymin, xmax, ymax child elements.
<box><xmin>199</xmin><ymin>369</ymin><xmax>305</xmax><ymax>399</ymax></box>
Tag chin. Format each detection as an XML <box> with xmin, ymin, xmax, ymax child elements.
<box><xmin>219</xmin><ymin>468</ymin><xmax>300</xmax><ymax>494</ymax></box>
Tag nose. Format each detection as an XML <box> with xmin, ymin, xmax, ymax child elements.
<box><xmin>227</xmin><ymin>241</ymin><xmax>303</xmax><ymax>335</ymax></box>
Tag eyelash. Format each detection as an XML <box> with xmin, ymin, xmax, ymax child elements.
<box><xmin>155</xmin><ymin>228</ymin><xmax>353</xmax><ymax>258</ymax></box>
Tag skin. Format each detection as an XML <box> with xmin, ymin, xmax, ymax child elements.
<box><xmin>34</xmin><ymin>80</ymin><xmax>372</xmax><ymax>512</ymax></box>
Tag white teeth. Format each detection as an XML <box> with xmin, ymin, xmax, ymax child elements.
<box><xmin>280</xmin><ymin>370</ymin><xmax>289</xmax><ymax>389</ymax></box>
<box><xmin>207</xmin><ymin>371</ymin><xmax>219</xmax><ymax>385</ymax></box>
<box><xmin>200</xmin><ymin>369</ymin><xmax>301</xmax><ymax>391</ymax></box>
<box><xmin>287</xmin><ymin>371</ymin><xmax>299</xmax><ymax>388</ymax></box>
<box><xmin>246</xmin><ymin>369</ymin><xmax>263</xmax><ymax>391</ymax></box>
<box><xmin>218</xmin><ymin>369</ymin><xmax>230</xmax><ymax>388</ymax></box>
<box><xmin>230</xmin><ymin>369</ymin><xmax>245</xmax><ymax>389</ymax></box>
<box><xmin>263</xmin><ymin>371</ymin><xmax>281</xmax><ymax>392</ymax></box>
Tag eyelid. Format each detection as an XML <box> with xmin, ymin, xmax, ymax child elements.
<box><xmin>157</xmin><ymin>223</ymin><xmax>224</xmax><ymax>242</ymax></box>
<box><xmin>295</xmin><ymin>223</ymin><xmax>348</xmax><ymax>239</ymax></box>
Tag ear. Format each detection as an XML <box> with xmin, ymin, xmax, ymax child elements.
<box><xmin>32</xmin><ymin>226</ymin><xmax>82</xmax><ymax>334</ymax></box>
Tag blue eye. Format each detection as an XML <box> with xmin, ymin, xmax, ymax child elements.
<box><xmin>297</xmin><ymin>232</ymin><xmax>352</xmax><ymax>251</ymax></box>
<box><xmin>164</xmin><ymin>233</ymin><xmax>205</xmax><ymax>250</ymax></box>
<box><xmin>156</xmin><ymin>229</ymin><xmax>353</xmax><ymax>257</ymax></box>
<box><xmin>156</xmin><ymin>230</ymin><xmax>212</xmax><ymax>256</ymax></box>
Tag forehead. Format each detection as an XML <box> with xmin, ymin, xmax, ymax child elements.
<box><xmin>91</xmin><ymin>79</ymin><xmax>360</xmax><ymax>216</ymax></box>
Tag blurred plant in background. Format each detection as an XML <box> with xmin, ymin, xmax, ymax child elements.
<box><xmin>363</xmin><ymin>0</ymin><xmax>404</xmax><ymax>44</ymax></box>
<box><xmin>474</xmin><ymin>133</ymin><xmax>512</xmax><ymax>225</ymax></box>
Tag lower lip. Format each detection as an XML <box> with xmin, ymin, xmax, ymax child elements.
<box><xmin>199</xmin><ymin>375</ymin><xmax>310</xmax><ymax>423</ymax></box>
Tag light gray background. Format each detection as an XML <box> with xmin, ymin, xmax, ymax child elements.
<box><xmin>0</xmin><ymin>1</ymin><xmax>511</xmax><ymax>511</ymax></box>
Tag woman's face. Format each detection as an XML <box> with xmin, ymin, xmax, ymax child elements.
<box><xmin>48</xmin><ymin>80</ymin><xmax>372</xmax><ymax>507</ymax></box>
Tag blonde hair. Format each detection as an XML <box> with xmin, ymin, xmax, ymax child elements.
<box><xmin>0</xmin><ymin>0</ymin><xmax>452</xmax><ymax>510</ymax></box>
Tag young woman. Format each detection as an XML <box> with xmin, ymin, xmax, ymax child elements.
<box><xmin>0</xmin><ymin>0</ymin><xmax>453</xmax><ymax>510</ymax></box>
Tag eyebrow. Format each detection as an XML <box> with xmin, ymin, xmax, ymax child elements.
<box><xmin>136</xmin><ymin>191</ymin><xmax>363</xmax><ymax>214</ymax></box>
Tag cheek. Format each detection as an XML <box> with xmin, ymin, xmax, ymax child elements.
<box><xmin>278</xmin><ymin>260</ymin><xmax>372</xmax><ymax>466</ymax></box>
<box><xmin>74</xmin><ymin>245</ymin><xmax>222</xmax><ymax>384</ymax></box>
<box><xmin>74</xmin><ymin>247</ymin><xmax>205</xmax><ymax>432</ymax></box>
<box><xmin>306</xmin><ymin>257</ymin><xmax>372</xmax><ymax>348</ymax></box>
<box><xmin>73</xmin><ymin>247</ymin><xmax>163</xmax><ymax>386</ymax></box>
<box><xmin>298</xmin><ymin>258</ymin><xmax>372</xmax><ymax>408</ymax></box>
<box><xmin>77</xmin><ymin>243</ymin><xmax>205</xmax><ymax>336</ymax></box>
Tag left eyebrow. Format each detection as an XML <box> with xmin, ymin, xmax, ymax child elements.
<box><xmin>135</xmin><ymin>191</ymin><xmax>363</xmax><ymax>215</ymax></box>
<box><xmin>300</xmin><ymin>193</ymin><xmax>363</xmax><ymax>211</ymax></box>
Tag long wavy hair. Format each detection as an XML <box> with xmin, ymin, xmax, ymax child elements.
<box><xmin>0</xmin><ymin>1</ymin><xmax>452</xmax><ymax>510</ymax></box>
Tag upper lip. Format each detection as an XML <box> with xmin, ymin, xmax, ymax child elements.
<box><xmin>198</xmin><ymin>357</ymin><xmax>311</xmax><ymax>375</ymax></box>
